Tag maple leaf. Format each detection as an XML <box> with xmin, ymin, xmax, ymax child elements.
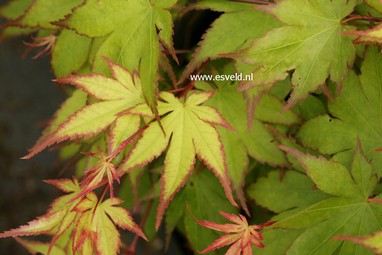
<box><xmin>180</xmin><ymin>1</ymin><xmax>280</xmax><ymax>82</ymax></box>
<box><xmin>0</xmin><ymin>179</ymin><xmax>146</xmax><ymax>255</ymax></box>
<box><xmin>71</xmin><ymin>193</ymin><xmax>147</xmax><ymax>255</ymax></box>
<box><xmin>248</xmin><ymin>170</ymin><xmax>329</xmax><ymax>215</ymax></box>
<box><xmin>195</xmin><ymin>211</ymin><xmax>274</xmax><ymax>255</ymax></box>
<box><xmin>119</xmin><ymin>91</ymin><xmax>237</xmax><ymax>229</ymax></box>
<box><xmin>23</xmin><ymin>58</ymin><xmax>145</xmax><ymax>159</ymax></box>
<box><xmin>165</xmin><ymin>170</ymin><xmax>239</xmax><ymax>253</ymax></box>
<box><xmin>199</xmin><ymin>78</ymin><xmax>300</xmax><ymax>211</ymax></box>
<box><xmin>0</xmin><ymin>178</ymin><xmax>82</xmax><ymax>251</ymax></box>
<box><xmin>79</xmin><ymin>147</ymin><xmax>120</xmax><ymax>200</ymax></box>
<box><xmin>61</xmin><ymin>0</ymin><xmax>177</xmax><ymax>113</ymax></box>
<box><xmin>297</xmin><ymin>46</ymin><xmax>382</xmax><ymax>174</ymax></box>
<box><xmin>237</xmin><ymin>0</ymin><xmax>356</xmax><ymax>108</ymax></box>
<box><xmin>248</xmin><ymin>142</ymin><xmax>382</xmax><ymax>254</ymax></box>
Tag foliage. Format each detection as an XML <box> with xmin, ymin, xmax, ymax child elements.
<box><xmin>0</xmin><ymin>0</ymin><xmax>382</xmax><ymax>254</ymax></box>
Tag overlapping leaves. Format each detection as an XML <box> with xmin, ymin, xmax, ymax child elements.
<box><xmin>120</xmin><ymin>90</ymin><xmax>237</xmax><ymax>228</ymax></box>
<box><xmin>24</xmin><ymin>59</ymin><xmax>145</xmax><ymax>159</ymax></box>
<box><xmin>199</xmin><ymin>78</ymin><xmax>300</xmax><ymax>210</ymax></box>
<box><xmin>2</xmin><ymin>0</ymin><xmax>382</xmax><ymax>254</ymax></box>
<box><xmin>238</xmin><ymin>0</ymin><xmax>356</xmax><ymax>108</ymax></box>
<box><xmin>298</xmin><ymin>46</ymin><xmax>382</xmax><ymax>173</ymax></box>
<box><xmin>180</xmin><ymin>1</ymin><xmax>281</xmax><ymax>81</ymax></box>
<box><xmin>248</xmin><ymin>143</ymin><xmax>382</xmax><ymax>254</ymax></box>
<box><xmin>0</xmin><ymin>178</ymin><xmax>146</xmax><ymax>255</ymax></box>
<box><xmin>61</xmin><ymin>0</ymin><xmax>177</xmax><ymax>112</ymax></box>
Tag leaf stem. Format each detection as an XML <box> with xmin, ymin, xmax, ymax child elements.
<box><xmin>342</xmin><ymin>15</ymin><xmax>382</xmax><ymax>24</ymax></box>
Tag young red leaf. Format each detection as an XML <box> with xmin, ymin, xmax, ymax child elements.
<box><xmin>195</xmin><ymin>211</ymin><xmax>273</xmax><ymax>255</ymax></box>
<box><xmin>77</xmin><ymin>147</ymin><xmax>120</xmax><ymax>200</ymax></box>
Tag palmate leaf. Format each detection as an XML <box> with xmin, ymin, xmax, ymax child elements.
<box><xmin>180</xmin><ymin>1</ymin><xmax>280</xmax><ymax>81</ymax></box>
<box><xmin>249</xmin><ymin>143</ymin><xmax>382</xmax><ymax>255</ymax></box>
<box><xmin>119</xmin><ymin>91</ymin><xmax>237</xmax><ymax>229</ymax></box>
<box><xmin>166</xmin><ymin>170</ymin><xmax>238</xmax><ymax>255</ymax></box>
<box><xmin>201</xmin><ymin>80</ymin><xmax>300</xmax><ymax>210</ymax></box>
<box><xmin>238</xmin><ymin>0</ymin><xmax>356</xmax><ymax>108</ymax></box>
<box><xmin>61</xmin><ymin>0</ymin><xmax>177</xmax><ymax>112</ymax></box>
<box><xmin>195</xmin><ymin>211</ymin><xmax>274</xmax><ymax>255</ymax></box>
<box><xmin>23</xmin><ymin>59</ymin><xmax>145</xmax><ymax>159</ymax></box>
<box><xmin>73</xmin><ymin>194</ymin><xmax>147</xmax><ymax>255</ymax></box>
<box><xmin>0</xmin><ymin>178</ymin><xmax>82</xmax><ymax>250</ymax></box>
<box><xmin>0</xmin><ymin>179</ymin><xmax>146</xmax><ymax>255</ymax></box>
<box><xmin>248</xmin><ymin>170</ymin><xmax>329</xmax><ymax>214</ymax></box>
<box><xmin>297</xmin><ymin>46</ymin><xmax>382</xmax><ymax>173</ymax></box>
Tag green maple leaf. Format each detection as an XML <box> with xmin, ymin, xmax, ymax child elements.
<box><xmin>238</xmin><ymin>0</ymin><xmax>356</xmax><ymax>108</ymax></box>
<box><xmin>201</xmin><ymin>79</ymin><xmax>300</xmax><ymax>210</ymax></box>
<box><xmin>166</xmin><ymin>170</ymin><xmax>238</xmax><ymax>255</ymax></box>
<box><xmin>24</xmin><ymin>59</ymin><xmax>145</xmax><ymax>159</ymax></box>
<box><xmin>119</xmin><ymin>91</ymin><xmax>237</xmax><ymax>229</ymax></box>
<box><xmin>180</xmin><ymin>2</ymin><xmax>280</xmax><ymax>81</ymax></box>
<box><xmin>248</xmin><ymin>170</ymin><xmax>329</xmax><ymax>215</ymax></box>
<box><xmin>18</xmin><ymin>0</ymin><xmax>83</xmax><ymax>30</ymax></box>
<box><xmin>249</xmin><ymin>143</ymin><xmax>382</xmax><ymax>255</ymax></box>
<box><xmin>297</xmin><ymin>46</ymin><xmax>382</xmax><ymax>173</ymax></box>
<box><xmin>62</xmin><ymin>0</ymin><xmax>177</xmax><ymax>112</ymax></box>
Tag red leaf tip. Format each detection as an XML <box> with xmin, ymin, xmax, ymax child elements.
<box><xmin>195</xmin><ymin>212</ymin><xmax>272</xmax><ymax>254</ymax></box>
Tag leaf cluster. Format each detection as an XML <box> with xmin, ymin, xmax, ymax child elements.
<box><xmin>1</xmin><ymin>0</ymin><xmax>382</xmax><ymax>254</ymax></box>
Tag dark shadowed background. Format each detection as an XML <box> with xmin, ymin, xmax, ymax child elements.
<box><xmin>0</xmin><ymin>36</ymin><xmax>64</xmax><ymax>254</ymax></box>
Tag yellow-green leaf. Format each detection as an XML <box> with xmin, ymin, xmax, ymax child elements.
<box><xmin>120</xmin><ymin>91</ymin><xmax>237</xmax><ymax>229</ymax></box>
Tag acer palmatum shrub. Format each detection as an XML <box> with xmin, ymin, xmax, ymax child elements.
<box><xmin>1</xmin><ymin>0</ymin><xmax>382</xmax><ymax>254</ymax></box>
